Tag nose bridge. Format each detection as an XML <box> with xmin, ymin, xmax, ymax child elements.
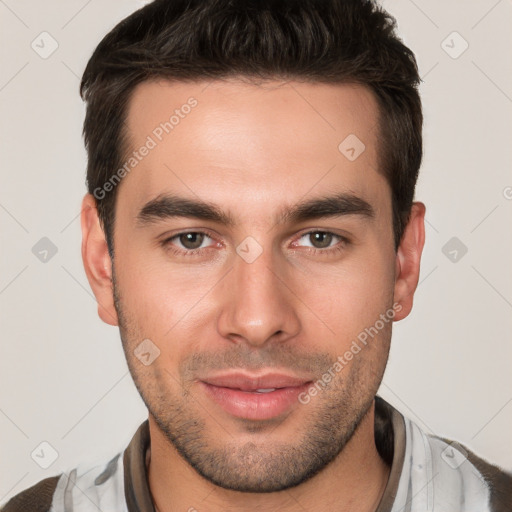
<box><xmin>217</xmin><ymin>243</ymin><xmax>300</xmax><ymax>346</ymax></box>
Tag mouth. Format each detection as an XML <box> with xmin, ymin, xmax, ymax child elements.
<box><xmin>199</xmin><ymin>372</ymin><xmax>313</xmax><ymax>421</ymax></box>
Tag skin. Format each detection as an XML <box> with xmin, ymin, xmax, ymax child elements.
<box><xmin>81</xmin><ymin>78</ymin><xmax>425</xmax><ymax>512</ymax></box>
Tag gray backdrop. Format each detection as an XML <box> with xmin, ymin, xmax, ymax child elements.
<box><xmin>1</xmin><ymin>0</ymin><xmax>511</xmax><ymax>503</ymax></box>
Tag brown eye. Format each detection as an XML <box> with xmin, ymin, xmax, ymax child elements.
<box><xmin>309</xmin><ymin>232</ymin><xmax>334</xmax><ymax>249</ymax></box>
<box><xmin>178</xmin><ymin>232</ymin><xmax>206</xmax><ymax>249</ymax></box>
<box><xmin>161</xmin><ymin>231</ymin><xmax>218</xmax><ymax>256</ymax></box>
<box><xmin>293</xmin><ymin>231</ymin><xmax>348</xmax><ymax>254</ymax></box>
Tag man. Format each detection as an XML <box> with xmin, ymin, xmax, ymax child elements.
<box><xmin>3</xmin><ymin>0</ymin><xmax>511</xmax><ymax>511</ymax></box>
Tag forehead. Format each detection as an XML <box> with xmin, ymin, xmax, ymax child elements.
<box><xmin>119</xmin><ymin>78</ymin><xmax>386</xmax><ymax>221</ymax></box>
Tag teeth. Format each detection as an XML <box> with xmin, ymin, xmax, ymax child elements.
<box><xmin>255</xmin><ymin>388</ymin><xmax>276</xmax><ymax>393</ymax></box>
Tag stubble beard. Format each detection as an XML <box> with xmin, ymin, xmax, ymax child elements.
<box><xmin>112</xmin><ymin>273</ymin><xmax>390</xmax><ymax>493</ymax></box>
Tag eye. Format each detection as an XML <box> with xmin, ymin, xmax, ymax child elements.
<box><xmin>291</xmin><ymin>230</ymin><xmax>350</xmax><ymax>256</ymax></box>
<box><xmin>165</xmin><ymin>232</ymin><xmax>214</xmax><ymax>251</ymax></box>
<box><xmin>296</xmin><ymin>231</ymin><xmax>343</xmax><ymax>250</ymax></box>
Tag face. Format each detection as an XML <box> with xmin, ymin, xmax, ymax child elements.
<box><xmin>83</xmin><ymin>78</ymin><xmax>423</xmax><ymax>493</ymax></box>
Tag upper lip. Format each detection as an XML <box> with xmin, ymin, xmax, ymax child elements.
<box><xmin>201</xmin><ymin>372</ymin><xmax>312</xmax><ymax>391</ymax></box>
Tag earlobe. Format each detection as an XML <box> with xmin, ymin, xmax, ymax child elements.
<box><xmin>80</xmin><ymin>194</ymin><xmax>119</xmax><ymax>326</ymax></box>
<box><xmin>393</xmin><ymin>202</ymin><xmax>426</xmax><ymax>321</ymax></box>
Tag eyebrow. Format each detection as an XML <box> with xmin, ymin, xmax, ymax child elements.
<box><xmin>136</xmin><ymin>192</ymin><xmax>374</xmax><ymax>227</ymax></box>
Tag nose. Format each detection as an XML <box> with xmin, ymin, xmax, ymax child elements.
<box><xmin>216</xmin><ymin>245</ymin><xmax>301</xmax><ymax>348</ymax></box>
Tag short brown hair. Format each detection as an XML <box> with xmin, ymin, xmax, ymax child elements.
<box><xmin>80</xmin><ymin>0</ymin><xmax>422</xmax><ymax>256</ymax></box>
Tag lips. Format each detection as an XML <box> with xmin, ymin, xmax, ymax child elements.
<box><xmin>202</xmin><ymin>373</ymin><xmax>310</xmax><ymax>391</ymax></box>
<box><xmin>199</xmin><ymin>372</ymin><xmax>312</xmax><ymax>421</ymax></box>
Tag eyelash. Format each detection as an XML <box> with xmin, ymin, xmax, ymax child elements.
<box><xmin>160</xmin><ymin>230</ymin><xmax>350</xmax><ymax>257</ymax></box>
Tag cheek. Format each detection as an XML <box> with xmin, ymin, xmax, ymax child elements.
<box><xmin>297</xmin><ymin>252</ymin><xmax>394</xmax><ymax>334</ymax></box>
<box><xmin>114</xmin><ymin>250</ymin><xmax>220</xmax><ymax>348</ymax></box>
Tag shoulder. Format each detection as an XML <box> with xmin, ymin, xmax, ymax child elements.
<box><xmin>1</xmin><ymin>422</ymin><xmax>149</xmax><ymax>512</ymax></box>
<box><xmin>375</xmin><ymin>397</ymin><xmax>512</xmax><ymax>512</ymax></box>
<box><xmin>438</xmin><ymin>435</ymin><xmax>512</xmax><ymax>512</ymax></box>
<box><xmin>1</xmin><ymin>452</ymin><xmax>126</xmax><ymax>512</ymax></box>
<box><xmin>401</xmin><ymin>414</ymin><xmax>512</xmax><ymax>512</ymax></box>
<box><xmin>1</xmin><ymin>475</ymin><xmax>61</xmax><ymax>512</ymax></box>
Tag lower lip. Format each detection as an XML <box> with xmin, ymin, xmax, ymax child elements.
<box><xmin>200</xmin><ymin>382</ymin><xmax>311</xmax><ymax>420</ymax></box>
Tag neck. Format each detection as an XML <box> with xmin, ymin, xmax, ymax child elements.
<box><xmin>147</xmin><ymin>402</ymin><xmax>390</xmax><ymax>512</ymax></box>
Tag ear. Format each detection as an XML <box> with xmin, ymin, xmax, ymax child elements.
<box><xmin>393</xmin><ymin>202</ymin><xmax>426</xmax><ymax>321</ymax></box>
<box><xmin>80</xmin><ymin>194</ymin><xmax>119</xmax><ymax>326</ymax></box>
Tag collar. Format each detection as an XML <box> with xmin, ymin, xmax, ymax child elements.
<box><xmin>122</xmin><ymin>396</ymin><xmax>406</xmax><ymax>512</ymax></box>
